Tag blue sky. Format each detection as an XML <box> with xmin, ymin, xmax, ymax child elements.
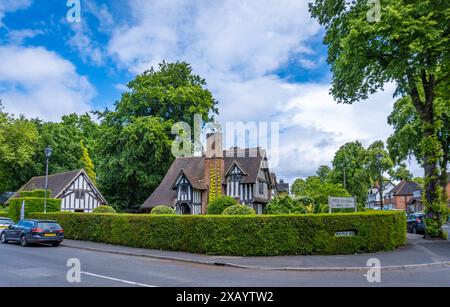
<box><xmin>0</xmin><ymin>0</ymin><xmax>422</xmax><ymax>181</ymax></box>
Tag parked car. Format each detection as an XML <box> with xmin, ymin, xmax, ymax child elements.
<box><xmin>0</xmin><ymin>219</ymin><xmax>64</xmax><ymax>247</ymax></box>
<box><xmin>407</xmin><ymin>213</ymin><xmax>426</xmax><ymax>234</ymax></box>
<box><xmin>0</xmin><ymin>217</ymin><xmax>14</xmax><ymax>235</ymax></box>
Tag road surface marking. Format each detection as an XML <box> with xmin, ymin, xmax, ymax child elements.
<box><xmin>81</xmin><ymin>272</ymin><xmax>157</xmax><ymax>287</ymax></box>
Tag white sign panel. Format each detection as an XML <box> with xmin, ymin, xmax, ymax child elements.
<box><xmin>329</xmin><ymin>197</ymin><xmax>357</xmax><ymax>213</ymax></box>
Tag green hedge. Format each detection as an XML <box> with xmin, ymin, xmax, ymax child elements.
<box><xmin>29</xmin><ymin>211</ymin><xmax>406</xmax><ymax>256</ymax></box>
<box><xmin>19</xmin><ymin>189</ymin><xmax>51</xmax><ymax>198</ymax></box>
<box><xmin>93</xmin><ymin>206</ymin><xmax>117</xmax><ymax>214</ymax></box>
<box><xmin>8</xmin><ymin>198</ymin><xmax>61</xmax><ymax>222</ymax></box>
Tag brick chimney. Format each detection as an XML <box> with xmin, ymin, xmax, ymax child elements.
<box><xmin>205</xmin><ymin>132</ymin><xmax>223</xmax><ymax>158</ymax></box>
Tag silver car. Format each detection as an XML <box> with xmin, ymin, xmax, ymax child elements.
<box><xmin>0</xmin><ymin>217</ymin><xmax>14</xmax><ymax>235</ymax></box>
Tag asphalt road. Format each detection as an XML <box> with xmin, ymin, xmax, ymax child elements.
<box><xmin>0</xmin><ymin>242</ymin><xmax>449</xmax><ymax>287</ymax></box>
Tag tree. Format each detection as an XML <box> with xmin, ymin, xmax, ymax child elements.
<box><xmin>80</xmin><ymin>141</ymin><xmax>96</xmax><ymax>184</ymax></box>
<box><xmin>389</xmin><ymin>163</ymin><xmax>414</xmax><ymax>181</ymax></box>
<box><xmin>0</xmin><ymin>109</ymin><xmax>39</xmax><ymax>192</ymax></box>
<box><xmin>329</xmin><ymin>141</ymin><xmax>370</xmax><ymax>204</ymax></box>
<box><xmin>112</xmin><ymin>61</ymin><xmax>218</xmax><ymax>128</ymax></box>
<box><xmin>388</xmin><ymin>95</ymin><xmax>450</xmax><ymax>197</ymax></box>
<box><xmin>316</xmin><ymin>165</ymin><xmax>331</xmax><ymax>183</ymax></box>
<box><xmin>97</xmin><ymin>61</ymin><xmax>219</xmax><ymax>212</ymax></box>
<box><xmin>309</xmin><ymin>0</ymin><xmax>449</xmax><ymax>237</ymax></box>
<box><xmin>365</xmin><ymin>141</ymin><xmax>394</xmax><ymax>209</ymax></box>
<box><xmin>96</xmin><ymin>116</ymin><xmax>173</xmax><ymax>212</ymax></box>
<box><xmin>292</xmin><ymin>176</ymin><xmax>351</xmax><ymax>206</ymax></box>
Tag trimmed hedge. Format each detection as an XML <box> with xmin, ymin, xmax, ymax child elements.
<box><xmin>8</xmin><ymin>198</ymin><xmax>61</xmax><ymax>222</ymax></box>
<box><xmin>30</xmin><ymin>211</ymin><xmax>406</xmax><ymax>256</ymax></box>
<box><xmin>19</xmin><ymin>189</ymin><xmax>51</xmax><ymax>198</ymax></box>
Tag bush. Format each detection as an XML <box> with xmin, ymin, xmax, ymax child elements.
<box><xmin>151</xmin><ymin>206</ymin><xmax>176</xmax><ymax>215</ymax></box>
<box><xmin>8</xmin><ymin>198</ymin><xmax>61</xmax><ymax>222</ymax></box>
<box><xmin>223</xmin><ymin>204</ymin><xmax>256</xmax><ymax>215</ymax></box>
<box><xmin>266</xmin><ymin>194</ymin><xmax>310</xmax><ymax>214</ymax></box>
<box><xmin>30</xmin><ymin>211</ymin><xmax>406</xmax><ymax>256</ymax></box>
<box><xmin>19</xmin><ymin>189</ymin><xmax>51</xmax><ymax>198</ymax></box>
<box><xmin>93</xmin><ymin>206</ymin><xmax>117</xmax><ymax>214</ymax></box>
<box><xmin>207</xmin><ymin>196</ymin><xmax>237</xmax><ymax>215</ymax></box>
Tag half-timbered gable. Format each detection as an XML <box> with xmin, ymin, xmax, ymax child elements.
<box><xmin>9</xmin><ymin>169</ymin><xmax>107</xmax><ymax>213</ymax></box>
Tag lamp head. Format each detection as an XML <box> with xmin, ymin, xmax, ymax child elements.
<box><xmin>44</xmin><ymin>146</ymin><xmax>53</xmax><ymax>158</ymax></box>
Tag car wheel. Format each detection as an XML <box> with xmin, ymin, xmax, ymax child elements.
<box><xmin>20</xmin><ymin>235</ymin><xmax>29</xmax><ymax>247</ymax></box>
<box><xmin>412</xmin><ymin>226</ymin><xmax>417</xmax><ymax>234</ymax></box>
<box><xmin>0</xmin><ymin>233</ymin><xmax>7</xmax><ymax>244</ymax></box>
<box><xmin>51</xmin><ymin>242</ymin><xmax>61</xmax><ymax>247</ymax></box>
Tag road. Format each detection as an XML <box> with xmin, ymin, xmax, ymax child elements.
<box><xmin>0</xmin><ymin>242</ymin><xmax>449</xmax><ymax>287</ymax></box>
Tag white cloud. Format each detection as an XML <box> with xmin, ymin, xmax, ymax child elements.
<box><xmin>67</xmin><ymin>22</ymin><xmax>105</xmax><ymax>66</ymax></box>
<box><xmin>7</xmin><ymin>29</ymin><xmax>43</xmax><ymax>45</ymax></box>
<box><xmin>0</xmin><ymin>45</ymin><xmax>95</xmax><ymax>121</ymax></box>
<box><xmin>102</xmin><ymin>0</ymin><xmax>406</xmax><ymax>181</ymax></box>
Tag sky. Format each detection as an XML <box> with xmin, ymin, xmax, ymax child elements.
<box><xmin>0</xmin><ymin>0</ymin><xmax>422</xmax><ymax>182</ymax></box>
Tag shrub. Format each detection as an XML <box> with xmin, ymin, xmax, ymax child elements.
<box><xmin>207</xmin><ymin>196</ymin><xmax>237</xmax><ymax>215</ymax></box>
<box><xmin>223</xmin><ymin>204</ymin><xmax>256</xmax><ymax>215</ymax></box>
<box><xmin>19</xmin><ymin>189</ymin><xmax>51</xmax><ymax>198</ymax></box>
<box><xmin>266</xmin><ymin>194</ymin><xmax>310</xmax><ymax>214</ymax></box>
<box><xmin>93</xmin><ymin>206</ymin><xmax>117</xmax><ymax>213</ymax></box>
<box><xmin>8</xmin><ymin>198</ymin><xmax>61</xmax><ymax>222</ymax></box>
<box><xmin>151</xmin><ymin>206</ymin><xmax>176</xmax><ymax>215</ymax></box>
<box><xmin>30</xmin><ymin>211</ymin><xmax>406</xmax><ymax>256</ymax></box>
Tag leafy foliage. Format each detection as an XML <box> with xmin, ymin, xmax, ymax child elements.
<box><xmin>222</xmin><ymin>204</ymin><xmax>256</xmax><ymax>215</ymax></box>
<box><xmin>207</xmin><ymin>196</ymin><xmax>237</xmax><ymax>215</ymax></box>
<box><xmin>93</xmin><ymin>206</ymin><xmax>117</xmax><ymax>214</ymax></box>
<box><xmin>8</xmin><ymin>197</ymin><xmax>61</xmax><ymax>222</ymax></box>
<box><xmin>309</xmin><ymin>0</ymin><xmax>449</xmax><ymax>237</ymax></box>
<box><xmin>151</xmin><ymin>206</ymin><xmax>176</xmax><ymax>215</ymax></box>
<box><xmin>31</xmin><ymin>211</ymin><xmax>407</xmax><ymax>256</ymax></box>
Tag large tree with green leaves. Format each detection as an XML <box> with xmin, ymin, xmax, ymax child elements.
<box><xmin>96</xmin><ymin>61</ymin><xmax>219</xmax><ymax>212</ymax></box>
<box><xmin>328</xmin><ymin>141</ymin><xmax>370</xmax><ymax>204</ymax></box>
<box><xmin>291</xmin><ymin>176</ymin><xmax>351</xmax><ymax>206</ymax></box>
<box><xmin>309</xmin><ymin>0</ymin><xmax>449</xmax><ymax>237</ymax></box>
<box><xmin>0</xmin><ymin>104</ymin><xmax>39</xmax><ymax>192</ymax></box>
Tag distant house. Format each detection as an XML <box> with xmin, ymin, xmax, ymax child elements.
<box><xmin>8</xmin><ymin>169</ymin><xmax>107</xmax><ymax>213</ymax></box>
<box><xmin>366</xmin><ymin>182</ymin><xmax>396</xmax><ymax>209</ymax></box>
<box><xmin>384</xmin><ymin>180</ymin><xmax>421</xmax><ymax>211</ymax></box>
<box><xmin>142</xmin><ymin>132</ymin><xmax>277</xmax><ymax>215</ymax></box>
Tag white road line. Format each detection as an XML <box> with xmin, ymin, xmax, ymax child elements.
<box><xmin>81</xmin><ymin>272</ymin><xmax>157</xmax><ymax>287</ymax></box>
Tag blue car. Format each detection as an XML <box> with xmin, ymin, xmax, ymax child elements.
<box><xmin>407</xmin><ymin>213</ymin><xmax>426</xmax><ymax>234</ymax></box>
<box><xmin>1</xmin><ymin>219</ymin><xmax>64</xmax><ymax>247</ymax></box>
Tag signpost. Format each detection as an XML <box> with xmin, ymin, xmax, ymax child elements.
<box><xmin>328</xmin><ymin>197</ymin><xmax>357</xmax><ymax>213</ymax></box>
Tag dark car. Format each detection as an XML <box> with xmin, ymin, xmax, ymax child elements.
<box><xmin>0</xmin><ymin>217</ymin><xmax>14</xmax><ymax>235</ymax></box>
<box><xmin>407</xmin><ymin>213</ymin><xmax>426</xmax><ymax>234</ymax></box>
<box><xmin>0</xmin><ymin>219</ymin><xmax>64</xmax><ymax>247</ymax></box>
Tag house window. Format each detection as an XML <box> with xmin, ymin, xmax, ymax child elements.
<box><xmin>258</xmin><ymin>180</ymin><xmax>264</xmax><ymax>195</ymax></box>
<box><xmin>180</xmin><ymin>184</ymin><xmax>188</xmax><ymax>195</ymax></box>
<box><xmin>230</xmin><ymin>174</ymin><xmax>241</xmax><ymax>182</ymax></box>
<box><xmin>75</xmin><ymin>191</ymin><xmax>85</xmax><ymax>200</ymax></box>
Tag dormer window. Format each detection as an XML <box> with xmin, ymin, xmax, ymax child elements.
<box><xmin>180</xmin><ymin>184</ymin><xmax>189</xmax><ymax>195</ymax></box>
<box><xmin>230</xmin><ymin>174</ymin><xmax>241</xmax><ymax>182</ymax></box>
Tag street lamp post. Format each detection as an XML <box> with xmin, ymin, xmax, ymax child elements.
<box><xmin>44</xmin><ymin>146</ymin><xmax>53</xmax><ymax>213</ymax></box>
<box><xmin>376</xmin><ymin>154</ymin><xmax>384</xmax><ymax>210</ymax></box>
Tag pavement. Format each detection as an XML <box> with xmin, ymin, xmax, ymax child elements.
<box><xmin>61</xmin><ymin>233</ymin><xmax>450</xmax><ymax>272</ymax></box>
<box><xmin>1</xmin><ymin>231</ymin><xmax>450</xmax><ymax>287</ymax></box>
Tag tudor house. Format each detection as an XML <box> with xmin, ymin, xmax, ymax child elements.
<box><xmin>8</xmin><ymin>169</ymin><xmax>107</xmax><ymax>213</ymax></box>
<box><xmin>142</xmin><ymin>132</ymin><xmax>278</xmax><ymax>215</ymax></box>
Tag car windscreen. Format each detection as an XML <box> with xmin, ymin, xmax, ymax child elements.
<box><xmin>0</xmin><ymin>218</ymin><xmax>12</xmax><ymax>224</ymax></box>
<box><xmin>37</xmin><ymin>222</ymin><xmax>62</xmax><ymax>230</ymax></box>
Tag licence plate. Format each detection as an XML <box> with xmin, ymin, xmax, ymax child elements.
<box><xmin>45</xmin><ymin>233</ymin><xmax>57</xmax><ymax>237</ymax></box>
